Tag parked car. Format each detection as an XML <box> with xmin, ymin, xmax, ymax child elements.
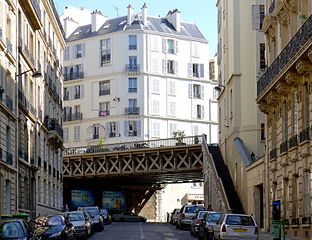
<box><xmin>65</xmin><ymin>211</ymin><xmax>92</xmax><ymax>239</ymax></box>
<box><xmin>82</xmin><ymin>211</ymin><xmax>94</xmax><ymax>235</ymax></box>
<box><xmin>170</xmin><ymin>208</ymin><xmax>180</xmax><ymax>225</ymax></box>
<box><xmin>112</xmin><ymin>212</ymin><xmax>146</xmax><ymax>222</ymax></box>
<box><xmin>0</xmin><ymin>218</ymin><xmax>37</xmax><ymax>240</ymax></box>
<box><xmin>100</xmin><ymin>208</ymin><xmax>112</xmax><ymax>225</ymax></box>
<box><xmin>77</xmin><ymin>206</ymin><xmax>103</xmax><ymax>231</ymax></box>
<box><xmin>33</xmin><ymin>215</ymin><xmax>75</xmax><ymax>240</ymax></box>
<box><xmin>198</xmin><ymin>211</ymin><xmax>223</xmax><ymax>240</ymax></box>
<box><xmin>190</xmin><ymin>210</ymin><xmax>208</xmax><ymax>236</ymax></box>
<box><xmin>213</xmin><ymin>214</ymin><xmax>259</xmax><ymax>240</ymax></box>
<box><xmin>176</xmin><ymin>204</ymin><xmax>206</xmax><ymax>230</ymax></box>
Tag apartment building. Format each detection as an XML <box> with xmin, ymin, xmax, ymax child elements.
<box><xmin>216</xmin><ymin>0</ymin><xmax>266</xmax><ymax>225</ymax></box>
<box><xmin>257</xmin><ymin>0</ymin><xmax>312</xmax><ymax>238</ymax></box>
<box><xmin>0</xmin><ymin>0</ymin><xmax>65</xmax><ymax>216</ymax></box>
<box><xmin>60</xmin><ymin>4</ymin><xmax>218</xmax><ymax>148</ymax></box>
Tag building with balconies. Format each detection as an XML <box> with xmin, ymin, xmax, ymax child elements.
<box><xmin>60</xmin><ymin>5</ymin><xmax>218</xmax><ymax>148</ymax></box>
<box><xmin>0</xmin><ymin>0</ymin><xmax>65</xmax><ymax>217</ymax></box>
<box><xmin>257</xmin><ymin>0</ymin><xmax>312</xmax><ymax>238</ymax></box>
<box><xmin>216</xmin><ymin>0</ymin><xmax>266</xmax><ymax>228</ymax></box>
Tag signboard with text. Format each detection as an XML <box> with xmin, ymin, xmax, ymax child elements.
<box><xmin>102</xmin><ymin>191</ymin><xmax>126</xmax><ymax>210</ymax></box>
<box><xmin>71</xmin><ymin>190</ymin><xmax>95</xmax><ymax>209</ymax></box>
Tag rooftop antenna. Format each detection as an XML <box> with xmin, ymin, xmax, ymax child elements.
<box><xmin>113</xmin><ymin>5</ymin><xmax>119</xmax><ymax>17</ymax></box>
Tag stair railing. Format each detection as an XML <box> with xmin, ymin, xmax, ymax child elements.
<box><xmin>202</xmin><ymin>135</ymin><xmax>231</xmax><ymax>213</ymax></box>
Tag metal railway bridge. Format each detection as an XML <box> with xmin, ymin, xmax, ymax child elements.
<box><xmin>62</xmin><ymin>135</ymin><xmax>206</xmax><ymax>212</ymax></box>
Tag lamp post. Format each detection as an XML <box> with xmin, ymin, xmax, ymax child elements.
<box><xmin>15</xmin><ymin>68</ymin><xmax>41</xmax><ymax>215</ymax></box>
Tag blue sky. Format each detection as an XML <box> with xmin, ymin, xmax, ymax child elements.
<box><xmin>53</xmin><ymin>0</ymin><xmax>217</xmax><ymax>56</ymax></box>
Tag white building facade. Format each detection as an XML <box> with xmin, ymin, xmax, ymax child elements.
<box><xmin>60</xmin><ymin>5</ymin><xmax>218</xmax><ymax>147</ymax></box>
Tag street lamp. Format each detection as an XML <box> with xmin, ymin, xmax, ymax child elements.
<box><xmin>16</xmin><ymin>69</ymin><xmax>42</xmax><ymax>78</ymax></box>
<box><xmin>214</xmin><ymin>84</ymin><xmax>226</xmax><ymax>92</ymax></box>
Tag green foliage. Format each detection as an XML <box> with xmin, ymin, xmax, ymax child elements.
<box><xmin>172</xmin><ymin>130</ymin><xmax>186</xmax><ymax>143</ymax></box>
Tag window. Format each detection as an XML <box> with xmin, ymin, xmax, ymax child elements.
<box><xmin>196</xmin><ymin>105</ymin><xmax>205</xmax><ymax>119</ymax></box>
<box><xmin>252</xmin><ymin>5</ymin><xmax>265</xmax><ymax>30</ymax></box>
<box><xmin>168</xmin><ymin>102</ymin><xmax>176</xmax><ymax>116</ymax></box>
<box><xmin>193</xmin><ymin>125</ymin><xmax>199</xmax><ymax>135</ymax></box>
<box><xmin>75</xmin><ymin>44</ymin><xmax>82</xmax><ymax>58</ymax></box>
<box><xmin>167</xmin><ymin>60</ymin><xmax>176</xmax><ymax>74</ymax></box>
<box><xmin>168</xmin><ymin>81</ymin><xmax>176</xmax><ymax>95</ymax></box>
<box><xmin>129</xmin><ymin>35</ymin><xmax>137</xmax><ymax>50</ymax></box>
<box><xmin>108</xmin><ymin>122</ymin><xmax>117</xmax><ymax>137</ymax></box>
<box><xmin>260</xmin><ymin>43</ymin><xmax>266</xmax><ymax>69</ymax></box>
<box><xmin>74</xmin><ymin>85</ymin><xmax>81</xmax><ymax>99</ymax></box>
<box><xmin>92</xmin><ymin>124</ymin><xmax>99</xmax><ymax>139</ymax></box>
<box><xmin>169</xmin><ymin>123</ymin><xmax>177</xmax><ymax>137</ymax></box>
<box><xmin>99</xmin><ymin>101</ymin><xmax>110</xmax><ymax>116</ymax></box>
<box><xmin>292</xmin><ymin>92</ymin><xmax>298</xmax><ymax>136</ymax></box>
<box><xmin>128</xmin><ymin>78</ymin><xmax>137</xmax><ymax>92</ymax></box>
<box><xmin>127</xmin><ymin>99</ymin><xmax>138</xmax><ymax>115</ymax></box>
<box><xmin>192</xmin><ymin>42</ymin><xmax>199</xmax><ymax>57</ymax></box>
<box><xmin>125</xmin><ymin>120</ymin><xmax>140</xmax><ymax>137</ymax></box>
<box><xmin>282</xmin><ymin>101</ymin><xmax>288</xmax><ymax>142</ymax></box>
<box><xmin>152</xmin><ymin>121</ymin><xmax>160</xmax><ymax>137</ymax></box>
<box><xmin>152</xmin><ymin>99</ymin><xmax>160</xmax><ymax>115</ymax></box>
<box><xmin>163</xmin><ymin>38</ymin><xmax>178</xmax><ymax>54</ymax></box>
<box><xmin>209</xmin><ymin>61</ymin><xmax>215</xmax><ymax>80</ymax></box>
<box><xmin>303</xmin><ymin>84</ymin><xmax>309</xmax><ymax>129</ymax></box>
<box><xmin>100</xmin><ymin>39</ymin><xmax>111</xmax><ymax>66</ymax></box>
<box><xmin>63</xmin><ymin>128</ymin><xmax>69</xmax><ymax>142</ymax></box>
<box><xmin>261</xmin><ymin>123</ymin><xmax>265</xmax><ymax>141</ymax></box>
<box><xmin>189</xmin><ymin>63</ymin><xmax>204</xmax><ymax>78</ymax></box>
<box><xmin>190</xmin><ymin>84</ymin><xmax>204</xmax><ymax>99</ymax></box>
<box><xmin>99</xmin><ymin>81</ymin><xmax>110</xmax><ymax>95</ymax></box>
<box><xmin>74</xmin><ymin>126</ymin><xmax>80</xmax><ymax>141</ymax></box>
<box><xmin>152</xmin><ymin>79</ymin><xmax>160</xmax><ymax>94</ymax></box>
<box><xmin>151</xmin><ymin>36</ymin><xmax>159</xmax><ymax>52</ymax></box>
<box><xmin>303</xmin><ymin>171</ymin><xmax>311</xmax><ymax>218</ymax></box>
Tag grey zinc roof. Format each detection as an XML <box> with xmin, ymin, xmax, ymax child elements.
<box><xmin>66</xmin><ymin>15</ymin><xmax>207</xmax><ymax>42</ymax></box>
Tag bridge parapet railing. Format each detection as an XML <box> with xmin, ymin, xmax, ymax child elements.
<box><xmin>63</xmin><ymin>135</ymin><xmax>203</xmax><ymax>156</ymax></box>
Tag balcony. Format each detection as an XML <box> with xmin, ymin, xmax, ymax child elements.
<box><xmin>63</xmin><ymin>113</ymin><xmax>83</xmax><ymax>122</ymax></box>
<box><xmin>270</xmin><ymin>148</ymin><xmax>277</xmax><ymax>160</ymax></box>
<box><xmin>280</xmin><ymin>140</ymin><xmax>288</xmax><ymax>154</ymax></box>
<box><xmin>257</xmin><ymin>14</ymin><xmax>312</xmax><ymax>97</ymax></box>
<box><xmin>128</xmin><ymin>131</ymin><xmax>138</xmax><ymax>137</ymax></box>
<box><xmin>99</xmin><ymin>110</ymin><xmax>110</xmax><ymax>117</ymax></box>
<box><xmin>44</xmin><ymin>117</ymin><xmax>63</xmax><ymax>148</ymax></box>
<box><xmin>289</xmin><ymin>135</ymin><xmax>298</xmax><ymax>149</ymax></box>
<box><xmin>125</xmin><ymin>107</ymin><xmax>140</xmax><ymax>115</ymax></box>
<box><xmin>20</xmin><ymin>0</ymin><xmax>42</xmax><ymax>30</ymax></box>
<box><xmin>64</xmin><ymin>71</ymin><xmax>84</xmax><ymax>81</ymax></box>
<box><xmin>99</xmin><ymin>89</ymin><xmax>110</xmax><ymax>96</ymax></box>
<box><xmin>126</xmin><ymin>64</ymin><xmax>140</xmax><ymax>75</ymax></box>
<box><xmin>74</xmin><ymin>93</ymin><xmax>81</xmax><ymax>99</ymax></box>
<box><xmin>300</xmin><ymin>127</ymin><xmax>310</xmax><ymax>143</ymax></box>
<box><xmin>109</xmin><ymin>132</ymin><xmax>116</xmax><ymax>138</ymax></box>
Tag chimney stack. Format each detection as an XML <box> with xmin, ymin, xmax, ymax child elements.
<box><xmin>127</xmin><ymin>4</ymin><xmax>134</xmax><ymax>25</ymax></box>
<box><xmin>141</xmin><ymin>3</ymin><xmax>147</xmax><ymax>25</ymax></box>
<box><xmin>91</xmin><ymin>10</ymin><xmax>107</xmax><ymax>32</ymax></box>
<box><xmin>166</xmin><ymin>9</ymin><xmax>181</xmax><ymax>32</ymax></box>
<box><xmin>63</xmin><ymin>17</ymin><xmax>79</xmax><ymax>38</ymax></box>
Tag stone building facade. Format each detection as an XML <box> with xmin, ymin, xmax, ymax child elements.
<box><xmin>257</xmin><ymin>0</ymin><xmax>312</xmax><ymax>238</ymax></box>
<box><xmin>0</xmin><ymin>0</ymin><xmax>65</xmax><ymax>217</ymax></box>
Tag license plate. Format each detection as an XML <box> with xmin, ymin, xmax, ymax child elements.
<box><xmin>233</xmin><ymin>228</ymin><xmax>247</xmax><ymax>233</ymax></box>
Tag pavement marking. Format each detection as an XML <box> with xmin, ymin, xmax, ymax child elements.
<box><xmin>139</xmin><ymin>222</ymin><xmax>146</xmax><ymax>240</ymax></box>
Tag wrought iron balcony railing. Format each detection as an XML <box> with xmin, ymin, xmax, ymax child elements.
<box><xmin>63</xmin><ymin>113</ymin><xmax>83</xmax><ymax>122</ymax></box>
<box><xmin>289</xmin><ymin>135</ymin><xmax>298</xmax><ymax>148</ymax></box>
<box><xmin>300</xmin><ymin>127</ymin><xmax>310</xmax><ymax>143</ymax></box>
<box><xmin>280</xmin><ymin>140</ymin><xmax>288</xmax><ymax>154</ymax></box>
<box><xmin>270</xmin><ymin>148</ymin><xmax>277</xmax><ymax>160</ymax></box>
<box><xmin>125</xmin><ymin>107</ymin><xmax>140</xmax><ymax>115</ymax></box>
<box><xmin>99</xmin><ymin>89</ymin><xmax>110</xmax><ymax>96</ymax></box>
<box><xmin>44</xmin><ymin>117</ymin><xmax>63</xmax><ymax>138</ymax></box>
<box><xmin>99</xmin><ymin>110</ymin><xmax>110</xmax><ymax>117</ymax></box>
<box><xmin>257</xmin><ymin>14</ymin><xmax>312</xmax><ymax>97</ymax></box>
<box><xmin>64</xmin><ymin>71</ymin><xmax>84</xmax><ymax>81</ymax></box>
<box><xmin>126</xmin><ymin>64</ymin><xmax>140</xmax><ymax>72</ymax></box>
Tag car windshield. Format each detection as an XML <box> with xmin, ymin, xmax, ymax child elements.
<box><xmin>198</xmin><ymin>211</ymin><xmax>207</xmax><ymax>219</ymax></box>
<box><xmin>185</xmin><ymin>206</ymin><xmax>205</xmax><ymax>213</ymax></box>
<box><xmin>207</xmin><ymin>213</ymin><xmax>222</xmax><ymax>223</ymax></box>
<box><xmin>0</xmin><ymin>221</ymin><xmax>25</xmax><ymax>238</ymax></box>
<box><xmin>86</xmin><ymin>208</ymin><xmax>99</xmax><ymax>217</ymax></box>
<box><xmin>68</xmin><ymin>213</ymin><xmax>84</xmax><ymax>221</ymax></box>
<box><xmin>226</xmin><ymin>215</ymin><xmax>255</xmax><ymax>226</ymax></box>
<box><xmin>47</xmin><ymin>216</ymin><xmax>63</xmax><ymax>226</ymax></box>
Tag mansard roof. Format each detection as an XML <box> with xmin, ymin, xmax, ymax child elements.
<box><xmin>66</xmin><ymin>15</ymin><xmax>207</xmax><ymax>42</ymax></box>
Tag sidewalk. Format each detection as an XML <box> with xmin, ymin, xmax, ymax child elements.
<box><xmin>259</xmin><ymin>232</ymin><xmax>301</xmax><ymax>240</ymax></box>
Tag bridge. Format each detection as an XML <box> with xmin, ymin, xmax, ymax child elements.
<box><xmin>62</xmin><ymin>135</ymin><xmax>235</xmax><ymax>215</ymax></box>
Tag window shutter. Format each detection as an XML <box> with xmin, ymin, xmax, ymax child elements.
<box><xmin>200</xmin><ymin>64</ymin><xmax>204</xmax><ymax>78</ymax></box>
<box><xmin>105</xmin><ymin>123</ymin><xmax>110</xmax><ymax>138</ymax></box>
<box><xmin>69</xmin><ymin>86</ymin><xmax>74</xmax><ymax>100</ymax></box>
<box><xmin>188</xmin><ymin>84</ymin><xmax>193</xmax><ymax>98</ymax></box>
<box><xmin>175</xmin><ymin>40</ymin><xmax>178</xmax><ymax>54</ymax></box>
<box><xmin>188</xmin><ymin>63</ymin><xmax>192</xmax><ymax>76</ymax></box>
<box><xmin>137</xmin><ymin>121</ymin><xmax>141</xmax><ymax>137</ymax></box>
<box><xmin>192</xmin><ymin>104</ymin><xmax>197</xmax><ymax>118</ymax></box>
<box><xmin>82</xmin><ymin>43</ymin><xmax>85</xmax><ymax>57</ymax></box>
<box><xmin>175</xmin><ymin>61</ymin><xmax>178</xmax><ymax>74</ymax></box>
<box><xmin>124</xmin><ymin>121</ymin><xmax>128</xmax><ymax>137</ymax></box>
<box><xmin>116</xmin><ymin>121</ymin><xmax>120</xmax><ymax>137</ymax></box>
<box><xmin>162</xmin><ymin>39</ymin><xmax>167</xmax><ymax>53</ymax></box>
<box><xmin>201</xmin><ymin>106</ymin><xmax>205</xmax><ymax>118</ymax></box>
<box><xmin>201</xmin><ymin>85</ymin><xmax>205</xmax><ymax>99</ymax></box>
<box><xmin>252</xmin><ymin>5</ymin><xmax>260</xmax><ymax>30</ymax></box>
<box><xmin>71</xmin><ymin>45</ymin><xmax>75</xmax><ymax>59</ymax></box>
<box><xmin>80</xmin><ymin>85</ymin><xmax>84</xmax><ymax>98</ymax></box>
<box><xmin>162</xmin><ymin>59</ymin><xmax>167</xmax><ymax>73</ymax></box>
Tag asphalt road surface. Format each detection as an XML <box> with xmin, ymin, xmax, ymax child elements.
<box><xmin>89</xmin><ymin>222</ymin><xmax>194</xmax><ymax>240</ymax></box>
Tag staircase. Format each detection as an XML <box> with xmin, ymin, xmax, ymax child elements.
<box><xmin>208</xmin><ymin>144</ymin><xmax>244</xmax><ymax>214</ymax></box>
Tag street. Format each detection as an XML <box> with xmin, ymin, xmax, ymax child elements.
<box><xmin>89</xmin><ymin>222</ymin><xmax>195</xmax><ymax>240</ymax></box>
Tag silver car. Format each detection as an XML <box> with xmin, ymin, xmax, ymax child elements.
<box><xmin>213</xmin><ymin>214</ymin><xmax>259</xmax><ymax>240</ymax></box>
<box><xmin>176</xmin><ymin>204</ymin><xmax>206</xmax><ymax>230</ymax></box>
<box><xmin>198</xmin><ymin>211</ymin><xmax>223</xmax><ymax>240</ymax></box>
<box><xmin>66</xmin><ymin>211</ymin><xmax>92</xmax><ymax>239</ymax></box>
